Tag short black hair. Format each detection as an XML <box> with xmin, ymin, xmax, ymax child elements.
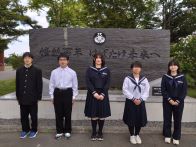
<box><xmin>93</xmin><ymin>52</ymin><xmax>105</xmax><ymax>67</ymax></box>
<box><xmin>57</xmin><ymin>53</ymin><xmax>69</xmax><ymax>61</ymax></box>
<box><xmin>130</xmin><ymin>61</ymin><xmax>142</xmax><ymax>69</ymax></box>
<box><xmin>23</xmin><ymin>52</ymin><xmax>34</xmax><ymax>59</ymax></box>
<box><xmin>167</xmin><ymin>59</ymin><xmax>180</xmax><ymax>75</ymax></box>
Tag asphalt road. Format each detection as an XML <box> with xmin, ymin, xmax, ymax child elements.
<box><xmin>0</xmin><ymin>133</ymin><xmax>195</xmax><ymax>147</ymax></box>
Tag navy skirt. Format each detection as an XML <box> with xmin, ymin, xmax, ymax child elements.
<box><xmin>84</xmin><ymin>89</ymin><xmax>111</xmax><ymax>118</ymax></box>
<box><xmin>123</xmin><ymin>98</ymin><xmax>147</xmax><ymax>127</ymax></box>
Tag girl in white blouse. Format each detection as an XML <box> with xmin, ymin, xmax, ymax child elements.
<box><xmin>122</xmin><ymin>61</ymin><xmax>150</xmax><ymax>144</ymax></box>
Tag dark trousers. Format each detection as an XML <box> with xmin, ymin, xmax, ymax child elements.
<box><xmin>53</xmin><ymin>88</ymin><xmax>73</xmax><ymax>134</ymax></box>
<box><xmin>20</xmin><ymin>103</ymin><xmax>38</xmax><ymax>132</ymax></box>
<box><xmin>163</xmin><ymin>101</ymin><xmax>184</xmax><ymax>140</ymax></box>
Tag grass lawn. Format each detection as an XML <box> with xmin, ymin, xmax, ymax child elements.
<box><xmin>0</xmin><ymin>79</ymin><xmax>15</xmax><ymax>96</ymax></box>
<box><xmin>188</xmin><ymin>87</ymin><xmax>196</xmax><ymax>98</ymax></box>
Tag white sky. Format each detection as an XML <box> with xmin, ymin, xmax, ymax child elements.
<box><xmin>4</xmin><ymin>0</ymin><xmax>49</xmax><ymax>57</ymax></box>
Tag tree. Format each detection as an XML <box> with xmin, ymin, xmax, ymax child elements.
<box><xmin>6</xmin><ymin>53</ymin><xmax>23</xmax><ymax>69</ymax></box>
<box><xmin>159</xmin><ymin>0</ymin><xmax>196</xmax><ymax>42</ymax></box>
<box><xmin>0</xmin><ymin>0</ymin><xmax>41</xmax><ymax>70</ymax></box>
<box><xmin>28</xmin><ymin>0</ymin><xmax>195</xmax><ymax>42</ymax></box>
<box><xmin>171</xmin><ymin>34</ymin><xmax>196</xmax><ymax>87</ymax></box>
<box><xmin>29</xmin><ymin>0</ymin><xmax>159</xmax><ymax>28</ymax></box>
<box><xmin>29</xmin><ymin>0</ymin><xmax>87</xmax><ymax>27</ymax></box>
<box><xmin>82</xmin><ymin>0</ymin><xmax>158</xmax><ymax>28</ymax></box>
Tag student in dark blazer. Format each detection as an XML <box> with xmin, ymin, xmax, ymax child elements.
<box><xmin>161</xmin><ymin>60</ymin><xmax>187</xmax><ymax>145</ymax></box>
<box><xmin>122</xmin><ymin>61</ymin><xmax>150</xmax><ymax>144</ymax></box>
<box><xmin>84</xmin><ymin>53</ymin><xmax>111</xmax><ymax>141</ymax></box>
<box><xmin>16</xmin><ymin>52</ymin><xmax>43</xmax><ymax>139</ymax></box>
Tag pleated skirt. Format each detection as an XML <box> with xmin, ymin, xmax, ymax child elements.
<box><xmin>84</xmin><ymin>89</ymin><xmax>111</xmax><ymax>118</ymax></box>
<box><xmin>123</xmin><ymin>98</ymin><xmax>147</xmax><ymax>127</ymax></box>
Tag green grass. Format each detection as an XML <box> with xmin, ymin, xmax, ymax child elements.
<box><xmin>188</xmin><ymin>88</ymin><xmax>196</xmax><ymax>98</ymax></box>
<box><xmin>0</xmin><ymin>79</ymin><xmax>16</xmax><ymax>96</ymax></box>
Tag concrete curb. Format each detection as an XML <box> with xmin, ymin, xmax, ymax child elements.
<box><xmin>0</xmin><ymin>119</ymin><xmax>196</xmax><ymax>134</ymax></box>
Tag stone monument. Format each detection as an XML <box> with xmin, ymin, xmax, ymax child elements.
<box><xmin>30</xmin><ymin>28</ymin><xmax>170</xmax><ymax>89</ymax></box>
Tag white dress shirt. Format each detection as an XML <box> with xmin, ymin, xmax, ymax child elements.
<box><xmin>49</xmin><ymin>66</ymin><xmax>78</xmax><ymax>99</ymax></box>
<box><xmin>122</xmin><ymin>76</ymin><xmax>150</xmax><ymax>101</ymax></box>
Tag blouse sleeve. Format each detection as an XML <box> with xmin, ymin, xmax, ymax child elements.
<box><xmin>161</xmin><ymin>75</ymin><xmax>170</xmax><ymax>101</ymax></box>
<box><xmin>72</xmin><ymin>71</ymin><xmax>78</xmax><ymax>100</ymax></box>
<box><xmin>86</xmin><ymin>68</ymin><xmax>96</xmax><ymax>95</ymax></box>
<box><xmin>101</xmin><ymin>69</ymin><xmax>111</xmax><ymax>97</ymax></box>
<box><xmin>49</xmin><ymin>70</ymin><xmax>55</xmax><ymax>99</ymax></box>
<box><xmin>140</xmin><ymin>78</ymin><xmax>150</xmax><ymax>101</ymax></box>
<box><xmin>177</xmin><ymin>76</ymin><xmax>187</xmax><ymax>103</ymax></box>
<box><xmin>122</xmin><ymin>77</ymin><xmax>134</xmax><ymax>100</ymax></box>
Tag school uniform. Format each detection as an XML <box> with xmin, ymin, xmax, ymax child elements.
<box><xmin>49</xmin><ymin>66</ymin><xmax>78</xmax><ymax>134</ymax></box>
<box><xmin>161</xmin><ymin>73</ymin><xmax>187</xmax><ymax>140</ymax></box>
<box><xmin>122</xmin><ymin>74</ymin><xmax>150</xmax><ymax>132</ymax></box>
<box><xmin>16</xmin><ymin>65</ymin><xmax>43</xmax><ymax>132</ymax></box>
<box><xmin>84</xmin><ymin>66</ymin><xmax>111</xmax><ymax>118</ymax></box>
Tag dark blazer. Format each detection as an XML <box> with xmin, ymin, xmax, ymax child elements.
<box><xmin>161</xmin><ymin>73</ymin><xmax>187</xmax><ymax>103</ymax></box>
<box><xmin>16</xmin><ymin>65</ymin><xmax>43</xmax><ymax>105</ymax></box>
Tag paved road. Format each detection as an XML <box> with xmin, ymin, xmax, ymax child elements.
<box><xmin>0</xmin><ymin>133</ymin><xmax>195</xmax><ymax>147</ymax></box>
<box><xmin>0</xmin><ymin>70</ymin><xmax>15</xmax><ymax>80</ymax></box>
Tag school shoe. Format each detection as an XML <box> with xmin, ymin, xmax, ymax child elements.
<box><xmin>173</xmin><ymin>139</ymin><xmax>180</xmax><ymax>145</ymax></box>
<box><xmin>97</xmin><ymin>132</ymin><xmax>104</xmax><ymax>141</ymax></box>
<box><xmin>65</xmin><ymin>133</ymin><xmax>71</xmax><ymax>138</ymax></box>
<box><xmin>165</xmin><ymin>137</ymin><xmax>171</xmax><ymax>144</ymax></box>
<box><xmin>55</xmin><ymin>133</ymin><xmax>63</xmax><ymax>139</ymax></box>
<box><xmin>135</xmin><ymin>135</ymin><xmax>142</xmax><ymax>144</ymax></box>
<box><xmin>20</xmin><ymin>131</ymin><xmax>30</xmax><ymax>139</ymax></box>
<box><xmin>91</xmin><ymin>133</ymin><xmax>97</xmax><ymax>141</ymax></box>
<box><xmin>130</xmin><ymin>135</ymin><xmax>137</xmax><ymax>144</ymax></box>
<box><xmin>29</xmin><ymin>131</ymin><xmax>38</xmax><ymax>138</ymax></box>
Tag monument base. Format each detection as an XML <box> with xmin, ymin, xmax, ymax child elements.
<box><xmin>0</xmin><ymin>91</ymin><xmax>196</xmax><ymax>122</ymax></box>
<box><xmin>0</xmin><ymin>90</ymin><xmax>196</xmax><ymax>133</ymax></box>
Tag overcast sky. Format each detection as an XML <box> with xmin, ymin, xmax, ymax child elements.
<box><xmin>4</xmin><ymin>0</ymin><xmax>49</xmax><ymax>57</ymax></box>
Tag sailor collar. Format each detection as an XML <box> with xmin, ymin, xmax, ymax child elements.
<box><xmin>127</xmin><ymin>74</ymin><xmax>146</xmax><ymax>84</ymax></box>
<box><xmin>164</xmin><ymin>74</ymin><xmax>184</xmax><ymax>79</ymax></box>
<box><xmin>126</xmin><ymin>74</ymin><xmax>146</xmax><ymax>93</ymax></box>
<box><xmin>90</xmin><ymin>66</ymin><xmax>108</xmax><ymax>71</ymax></box>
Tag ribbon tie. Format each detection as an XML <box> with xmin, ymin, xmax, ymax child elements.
<box><xmin>127</xmin><ymin>76</ymin><xmax>146</xmax><ymax>93</ymax></box>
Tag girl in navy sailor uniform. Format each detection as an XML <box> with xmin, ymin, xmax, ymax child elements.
<box><xmin>84</xmin><ymin>53</ymin><xmax>111</xmax><ymax>141</ymax></box>
<box><xmin>161</xmin><ymin>60</ymin><xmax>187</xmax><ymax>145</ymax></box>
<box><xmin>122</xmin><ymin>61</ymin><xmax>150</xmax><ymax>144</ymax></box>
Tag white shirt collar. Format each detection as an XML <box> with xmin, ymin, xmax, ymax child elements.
<box><xmin>24</xmin><ymin>64</ymin><xmax>32</xmax><ymax>68</ymax></box>
<box><xmin>59</xmin><ymin>66</ymin><xmax>69</xmax><ymax>71</ymax></box>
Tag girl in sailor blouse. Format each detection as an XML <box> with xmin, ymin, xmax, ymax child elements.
<box><xmin>84</xmin><ymin>53</ymin><xmax>111</xmax><ymax>141</ymax></box>
<box><xmin>122</xmin><ymin>61</ymin><xmax>150</xmax><ymax>144</ymax></box>
<box><xmin>161</xmin><ymin>60</ymin><xmax>187</xmax><ymax>145</ymax></box>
